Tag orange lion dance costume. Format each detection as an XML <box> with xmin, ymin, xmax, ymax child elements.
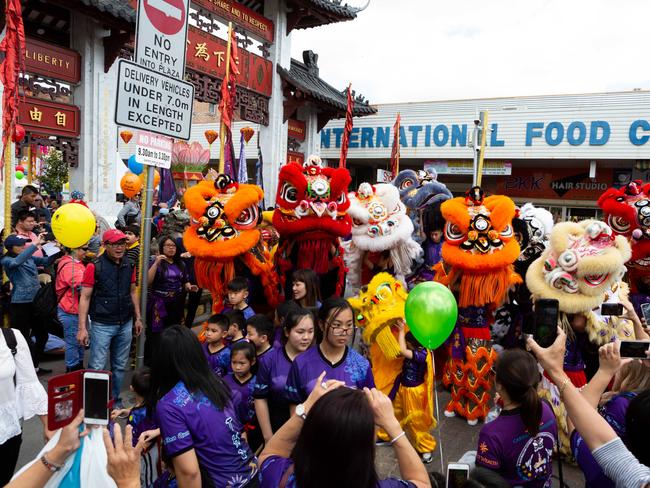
<box><xmin>183</xmin><ymin>174</ymin><xmax>280</xmax><ymax>314</ymax></box>
<box><xmin>435</xmin><ymin>187</ymin><xmax>521</xmax><ymax>424</ymax></box>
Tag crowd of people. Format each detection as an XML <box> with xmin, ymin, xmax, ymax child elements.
<box><xmin>1</xmin><ymin>175</ymin><xmax>649</xmax><ymax>488</ymax></box>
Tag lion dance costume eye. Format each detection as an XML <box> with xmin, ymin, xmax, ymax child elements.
<box><xmin>348</xmin><ymin>273</ymin><xmax>437</xmax><ymax>454</ymax></box>
<box><xmin>182</xmin><ymin>174</ymin><xmax>280</xmax><ymax>320</ymax></box>
<box><xmin>434</xmin><ymin>187</ymin><xmax>522</xmax><ymax>423</ymax></box>
<box><xmin>273</xmin><ymin>155</ymin><xmax>352</xmax><ymax>298</ymax></box>
<box><xmin>525</xmin><ymin>218</ymin><xmax>631</xmax><ymax>453</ymax></box>
<box><xmin>343</xmin><ymin>182</ymin><xmax>422</xmax><ymax>295</ymax></box>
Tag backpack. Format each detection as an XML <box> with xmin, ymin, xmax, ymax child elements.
<box><xmin>33</xmin><ymin>276</ymin><xmax>58</xmax><ymax>320</ymax></box>
<box><xmin>1</xmin><ymin>328</ymin><xmax>17</xmax><ymax>386</ymax></box>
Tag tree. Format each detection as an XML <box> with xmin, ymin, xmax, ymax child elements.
<box><xmin>39</xmin><ymin>149</ymin><xmax>68</xmax><ymax>195</ymax></box>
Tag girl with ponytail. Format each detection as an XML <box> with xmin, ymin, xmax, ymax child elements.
<box><xmin>475</xmin><ymin>349</ymin><xmax>558</xmax><ymax>487</ymax></box>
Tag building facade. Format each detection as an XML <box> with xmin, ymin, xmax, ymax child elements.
<box><xmin>320</xmin><ymin>91</ymin><xmax>650</xmax><ymax>221</ymax></box>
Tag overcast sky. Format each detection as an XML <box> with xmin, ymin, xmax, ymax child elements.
<box><xmin>290</xmin><ymin>0</ymin><xmax>650</xmax><ymax>104</ymax></box>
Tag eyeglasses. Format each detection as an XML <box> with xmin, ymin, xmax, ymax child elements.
<box><xmin>107</xmin><ymin>241</ymin><xmax>127</xmax><ymax>247</ymax></box>
<box><xmin>330</xmin><ymin>325</ymin><xmax>355</xmax><ymax>336</ymax></box>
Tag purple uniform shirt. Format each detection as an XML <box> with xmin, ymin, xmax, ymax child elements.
<box><xmin>260</xmin><ymin>456</ymin><xmax>416</xmax><ymax>488</ymax></box>
<box><xmin>401</xmin><ymin>348</ymin><xmax>428</xmax><ymax>388</ymax></box>
<box><xmin>224</xmin><ymin>373</ymin><xmax>256</xmax><ymax>425</ymax></box>
<box><xmin>476</xmin><ymin>402</ymin><xmax>557</xmax><ymax>487</ymax></box>
<box><xmin>571</xmin><ymin>393</ymin><xmax>635</xmax><ymax>488</ymax></box>
<box><xmin>253</xmin><ymin>346</ymin><xmax>295</xmax><ymax>430</ymax></box>
<box><xmin>202</xmin><ymin>342</ymin><xmax>231</xmax><ymax>377</ymax></box>
<box><xmin>156</xmin><ymin>381</ymin><xmax>257</xmax><ymax>487</ymax></box>
<box><xmin>285</xmin><ymin>345</ymin><xmax>375</xmax><ymax>405</ymax></box>
<box><xmin>222</xmin><ymin>305</ymin><xmax>256</xmax><ymax>320</ymax></box>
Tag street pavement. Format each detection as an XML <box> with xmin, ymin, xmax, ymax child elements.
<box><xmin>16</xmin><ymin>353</ymin><xmax>585</xmax><ymax>487</ymax></box>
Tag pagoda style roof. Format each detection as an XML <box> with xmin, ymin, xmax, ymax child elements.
<box><xmin>79</xmin><ymin>0</ymin><xmax>135</xmax><ymax>23</ymax></box>
<box><xmin>286</xmin><ymin>0</ymin><xmax>366</xmax><ymax>31</ymax></box>
<box><xmin>278</xmin><ymin>50</ymin><xmax>376</xmax><ymax>131</ymax></box>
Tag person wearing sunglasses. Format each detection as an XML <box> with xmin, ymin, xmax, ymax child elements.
<box><xmin>55</xmin><ymin>244</ymin><xmax>90</xmax><ymax>372</ymax></box>
<box><xmin>285</xmin><ymin>297</ymin><xmax>375</xmax><ymax>415</ymax></box>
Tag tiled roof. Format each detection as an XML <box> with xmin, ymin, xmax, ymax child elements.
<box><xmin>287</xmin><ymin>0</ymin><xmax>363</xmax><ymax>29</ymax></box>
<box><xmin>300</xmin><ymin>0</ymin><xmax>359</xmax><ymax>20</ymax></box>
<box><xmin>278</xmin><ymin>51</ymin><xmax>376</xmax><ymax>117</ymax></box>
<box><xmin>79</xmin><ymin>0</ymin><xmax>136</xmax><ymax>23</ymax></box>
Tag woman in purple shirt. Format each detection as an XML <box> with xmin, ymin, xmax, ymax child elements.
<box><xmin>476</xmin><ymin>349</ymin><xmax>557</xmax><ymax>487</ymax></box>
<box><xmin>259</xmin><ymin>372</ymin><xmax>430</xmax><ymax>488</ymax></box>
<box><xmin>254</xmin><ymin>308</ymin><xmax>315</xmax><ymax>442</ymax></box>
<box><xmin>285</xmin><ymin>298</ymin><xmax>375</xmax><ymax>411</ymax></box>
<box><xmin>150</xmin><ymin>325</ymin><xmax>258</xmax><ymax>487</ymax></box>
<box><xmin>145</xmin><ymin>237</ymin><xmax>193</xmax><ymax>364</ymax></box>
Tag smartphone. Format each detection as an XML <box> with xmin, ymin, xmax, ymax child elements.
<box><xmin>601</xmin><ymin>303</ymin><xmax>624</xmax><ymax>316</ymax></box>
<box><xmin>619</xmin><ymin>340</ymin><xmax>650</xmax><ymax>359</ymax></box>
<box><xmin>641</xmin><ymin>303</ymin><xmax>650</xmax><ymax>324</ymax></box>
<box><xmin>532</xmin><ymin>298</ymin><xmax>559</xmax><ymax>348</ymax></box>
<box><xmin>446</xmin><ymin>463</ymin><xmax>470</xmax><ymax>488</ymax></box>
<box><xmin>83</xmin><ymin>372</ymin><xmax>110</xmax><ymax>425</ymax></box>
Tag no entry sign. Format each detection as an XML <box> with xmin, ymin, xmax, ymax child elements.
<box><xmin>135</xmin><ymin>0</ymin><xmax>189</xmax><ymax>79</ymax></box>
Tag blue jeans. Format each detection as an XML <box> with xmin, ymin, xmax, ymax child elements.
<box><xmin>58</xmin><ymin>307</ymin><xmax>85</xmax><ymax>369</ymax></box>
<box><xmin>88</xmin><ymin>320</ymin><xmax>133</xmax><ymax>403</ymax></box>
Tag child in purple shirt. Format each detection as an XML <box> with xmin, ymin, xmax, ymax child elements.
<box><xmin>245</xmin><ymin>314</ymin><xmax>275</xmax><ymax>373</ymax></box>
<box><xmin>202</xmin><ymin>314</ymin><xmax>231</xmax><ymax>377</ymax></box>
<box><xmin>225</xmin><ymin>310</ymin><xmax>246</xmax><ymax>346</ymax></box>
<box><xmin>476</xmin><ymin>350</ymin><xmax>557</xmax><ymax>487</ymax></box>
<box><xmin>224</xmin><ymin>341</ymin><xmax>262</xmax><ymax>452</ymax></box>
<box><xmin>223</xmin><ymin>276</ymin><xmax>256</xmax><ymax>319</ymax></box>
<box><xmin>285</xmin><ymin>298</ymin><xmax>375</xmax><ymax>407</ymax></box>
<box><xmin>255</xmin><ymin>308</ymin><xmax>315</xmax><ymax>440</ymax></box>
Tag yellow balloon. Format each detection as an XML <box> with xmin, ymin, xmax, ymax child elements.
<box><xmin>52</xmin><ymin>203</ymin><xmax>96</xmax><ymax>249</ymax></box>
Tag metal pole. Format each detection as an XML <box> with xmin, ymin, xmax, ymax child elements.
<box><xmin>135</xmin><ymin>164</ymin><xmax>154</xmax><ymax>368</ymax></box>
<box><xmin>476</xmin><ymin>111</ymin><xmax>489</xmax><ymax>188</ymax></box>
<box><xmin>472</xmin><ymin>120</ymin><xmax>480</xmax><ymax>186</ymax></box>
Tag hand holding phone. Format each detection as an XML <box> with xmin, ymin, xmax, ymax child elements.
<box><xmin>529</xmin><ymin>299</ymin><xmax>559</xmax><ymax>348</ymax></box>
<box><xmin>601</xmin><ymin>303</ymin><xmax>624</xmax><ymax>316</ymax></box>
<box><xmin>446</xmin><ymin>463</ymin><xmax>470</xmax><ymax>488</ymax></box>
<box><xmin>83</xmin><ymin>372</ymin><xmax>110</xmax><ymax>425</ymax></box>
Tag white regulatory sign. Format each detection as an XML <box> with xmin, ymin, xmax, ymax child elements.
<box><xmin>115</xmin><ymin>59</ymin><xmax>194</xmax><ymax>140</ymax></box>
<box><xmin>135</xmin><ymin>131</ymin><xmax>172</xmax><ymax>169</ymax></box>
<box><xmin>135</xmin><ymin>0</ymin><xmax>189</xmax><ymax>79</ymax></box>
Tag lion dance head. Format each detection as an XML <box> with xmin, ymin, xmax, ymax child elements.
<box><xmin>273</xmin><ymin>155</ymin><xmax>352</xmax><ymax>297</ymax></box>
<box><xmin>183</xmin><ymin>174</ymin><xmax>279</xmax><ymax>311</ymax></box>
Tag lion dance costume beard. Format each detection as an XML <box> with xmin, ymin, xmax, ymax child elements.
<box><xmin>435</xmin><ymin>187</ymin><xmax>522</xmax><ymax>422</ymax></box>
<box><xmin>343</xmin><ymin>182</ymin><xmax>422</xmax><ymax>295</ymax></box>
<box><xmin>182</xmin><ymin>174</ymin><xmax>280</xmax><ymax>314</ymax></box>
<box><xmin>392</xmin><ymin>168</ymin><xmax>453</xmax><ymax>242</ymax></box>
<box><xmin>598</xmin><ymin>180</ymin><xmax>650</xmax><ymax>306</ymax></box>
<box><xmin>525</xmin><ymin>219</ymin><xmax>631</xmax><ymax>452</ymax></box>
<box><xmin>273</xmin><ymin>155</ymin><xmax>352</xmax><ymax>298</ymax></box>
<box><xmin>349</xmin><ymin>273</ymin><xmax>436</xmax><ymax>454</ymax></box>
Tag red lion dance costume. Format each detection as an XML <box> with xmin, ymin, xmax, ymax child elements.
<box><xmin>183</xmin><ymin>174</ymin><xmax>280</xmax><ymax>313</ymax></box>
<box><xmin>273</xmin><ymin>155</ymin><xmax>352</xmax><ymax>298</ymax></box>
<box><xmin>435</xmin><ymin>187</ymin><xmax>521</xmax><ymax>424</ymax></box>
<box><xmin>598</xmin><ymin>179</ymin><xmax>650</xmax><ymax>312</ymax></box>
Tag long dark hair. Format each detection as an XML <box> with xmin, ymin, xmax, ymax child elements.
<box><xmin>626</xmin><ymin>389</ymin><xmax>650</xmax><ymax>465</ymax></box>
<box><xmin>316</xmin><ymin>297</ymin><xmax>354</xmax><ymax>344</ymax></box>
<box><xmin>495</xmin><ymin>349</ymin><xmax>542</xmax><ymax>435</ymax></box>
<box><xmin>149</xmin><ymin>325</ymin><xmax>230</xmax><ymax>409</ymax></box>
<box><xmin>291</xmin><ymin>388</ymin><xmax>378</xmax><ymax>488</ymax></box>
<box><xmin>157</xmin><ymin>235</ymin><xmax>185</xmax><ymax>270</ymax></box>
<box><xmin>293</xmin><ymin>268</ymin><xmax>321</xmax><ymax>307</ymax></box>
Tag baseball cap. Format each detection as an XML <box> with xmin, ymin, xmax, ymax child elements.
<box><xmin>4</xmin><ymin>235</ymin><xmax>31</xmax><ymax>250</ymax></box>
<box><xmin>103</xmin><ymin>229</ymin><xmax>128</xmax><ymax>244</ymax></box>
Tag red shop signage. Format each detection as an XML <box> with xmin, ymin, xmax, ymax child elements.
<box><xmin>287</xmin><ymin>151</ymin><xmax>304</xmax><ymax>165</ymax></box>
<box><xmin>490</xmin><ymin>166</ymin><xmax>613</xmax><ymax>201</ymax></box>
<box><xmin>191</xmin><ymin>0</ymin><xmax>274</xmax><ymax>43</ymax></box>
<box><xmin>288</xmin><ymin>119</ymin><xmax>306</xmax><ymax>141</ymax></box>
<box><xmin>18</xmin><ymin>97</ymin><xmax>80</xmax><ymax>137</ymax></box>
<box><xmin>25</xmin><ymin>37</ymin><xmax>81</xmax><ymax>84</ymax></box>
<box><xmin>186</xmin><ymin>26</ymin><xmax>273</xmax><ymax>97</ymax></box>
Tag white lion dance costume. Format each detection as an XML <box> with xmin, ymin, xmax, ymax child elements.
<box><xmin>343</xmin><ymin>182</ymin><xmax>422</xmax><ymax>296</ymax></box>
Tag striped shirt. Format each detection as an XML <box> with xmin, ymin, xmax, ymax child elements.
<box><xmin>591</xmin><ymin>438</ymin><xmax>650</xmax><ymax>488</ymax></box>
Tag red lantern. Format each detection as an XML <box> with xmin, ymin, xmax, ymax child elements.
<box><xmin>15</xmin><ymin>165</ymin><xmax>25</xmax><ymax>172</ymax></box>
<box><xmin>204</xmin><ymin>129</ymin><xmax>218</xmax><ymax>145</ymax></box>
<box><xmin>12</xmin><ymin>124</ymin><xmax>25</xmax><ymax>143</ymax></box>
<box><xmin>241</xmin><ymin>127</ymin><xmax>255</xmax><ymax>143</ymax></box>
<box><xmin>120</xmin><ymin>130</ymin><xmax>133</xmax><ymax>144</ymax></box>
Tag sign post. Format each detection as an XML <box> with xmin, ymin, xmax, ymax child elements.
<box><xmin>116</xmin><ymin>0</ymin><xmax>192</xmax><ymax>368</ymax></box>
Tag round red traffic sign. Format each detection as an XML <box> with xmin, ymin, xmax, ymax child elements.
<box><xmin>143</xmin><ymin>0</ymin><xmax>186</xmax><ymax>36</ymax></box>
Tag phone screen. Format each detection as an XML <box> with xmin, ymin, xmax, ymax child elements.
<box><xmin>601</xmin><ymin>303</ymin><xmax>623</xmax><ymax>316</ymax></box>
<box><xmin>641</xmin><ymin>303</ymin><xmax>650</xmax><ymax>324</ymax></box>
<box><xmin>534</xmin><ymin>299</ymin><xmax>559</xmax><ymax>348</ymax></box>
<box><xmin>447</xmin><ymin>467</ymin><xmax>469</xmax><ymax>488</ymax></box>
<box><xmin>84</xmin><ymin>377</ymin><xmax>108</xmax><ymax>421</ymax></box>
<box><xmin>619</xmin><ymin>341</ymin><xmax>650</xmax><ymax>359</ymax></box>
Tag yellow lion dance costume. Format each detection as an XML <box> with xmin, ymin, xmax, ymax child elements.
<box><xmin>435</xmin><ymin>187</ymin><xmax>521</xmax><ymax>424</ymax></box>
<box><xmin>349</xmin><ymin>273</ymin><xmax>436</xmax><ymax>456</ymax></box>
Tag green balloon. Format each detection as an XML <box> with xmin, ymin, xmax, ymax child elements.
<box><xmin>15</xmin><ymin>170</ymin><xmax>24</xmax><ymax>180</ymax></box>
<box><xmin>405</xmin><ymin>281</ymin><xmax>458</xmax><ymax>349</ymax></box>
